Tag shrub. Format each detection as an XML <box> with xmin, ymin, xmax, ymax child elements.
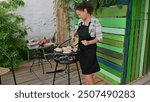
<box><xmin>0</xmin><ymin>0</ymin><xmax>28</xmax><ymax>68</ymax></box>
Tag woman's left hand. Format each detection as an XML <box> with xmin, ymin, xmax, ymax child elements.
<box><xmin>81</xmin><ymin>38</ymin><xmax>99</xmax><ymax>46</ymax></box>
<box><xmin>81</xmin><ymin>40</ymin><xmax>89</xmax><ymax>46</ymax></box>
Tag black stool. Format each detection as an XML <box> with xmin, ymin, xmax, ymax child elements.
<box><xmin>52</xmin><ymin>53</ymin><xmax>82</xmax><ymax>85</ymax></box>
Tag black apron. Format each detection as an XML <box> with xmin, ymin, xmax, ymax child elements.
<box><xmin>77</xmin><ymin>22</ymin><xmax>100</xmax><ymax>74</ymax></box>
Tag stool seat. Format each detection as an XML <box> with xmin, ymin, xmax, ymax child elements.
<box><xmin>0</xmin><ymin>67</ymin><xmax>10</xmax><ymax>76</ymax></box>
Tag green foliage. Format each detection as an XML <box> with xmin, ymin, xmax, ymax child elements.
<box><xmin>73</xmin><ymin>0</ymin><xmax>119</xmax><ymax>10</ymax></box>
<box><xmin>89</xmin><ymin>0</ymin><xmax>118</xmax><ymax>9</ymax></box>
<box><xmin>0</xmin><ymin>0</ymin><xmax>28</xmax><ymax>68</ymax></box>
<box><xmin>74</xmin><ymin>0</ymin><xmax>82</xmax><ymax>3</ymax></box>
<box><xmin>0</xmin><ymin>0</ymin><xmax>24</xmax><ymax>10</ymax></box>
<box><xmin>60</xmin><ymin>0</ymin><xmax>120</xmax><ymax>15</ymax></box>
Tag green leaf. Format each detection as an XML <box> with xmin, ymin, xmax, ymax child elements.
<box><xmin>74</xmin><ymin>0</ymin><xmax>82</xmax><ymax>3</ymax></box>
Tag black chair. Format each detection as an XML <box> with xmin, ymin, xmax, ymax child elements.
<box><xmin>0</xmin><ymin>48</ymin><xmax>17</xmax><ymax>85</ymax></box>
<box><xmin>52</xmin><ymin>39</ymin><xmax>82</xmax><ymax>85</ymax></box>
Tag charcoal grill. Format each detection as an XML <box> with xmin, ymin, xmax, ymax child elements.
<box><xmin>53</xmin><ymin>51</ymin><xmax>79</xmax><ymax>64</ymax></box>
<box><xmin>52</xmin><ymin>39</ymin><xmax>82</xmax><ymax>85</ymax></box>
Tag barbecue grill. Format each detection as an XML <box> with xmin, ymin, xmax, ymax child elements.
<box><xmin>52</xmin><ymin>39</ymin><xmax>82</xmax><ymax>85</ymax></box>
<box><xmin>54</xmin><ymin>50</ymin><xmax>79</xmax><ymax>64</ymax></box>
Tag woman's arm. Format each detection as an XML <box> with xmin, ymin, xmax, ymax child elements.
<box><xmin>89</xmin><ymin>17</ymin><xmax>103</xmax><ymax>43</ymax></box>
<box><xmin>81</xmin><ymin>38</ymin><xmax>100</xmax><ymax>46</ymax></box>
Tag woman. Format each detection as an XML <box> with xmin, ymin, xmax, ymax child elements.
<box><xmin>75</xmin><ymin>1</ymin><xmax>103</xmax><ymax>85</ymax></box>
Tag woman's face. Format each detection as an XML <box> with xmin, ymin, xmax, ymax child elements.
<box><xmin>76</xmin><ymin>9</ymin><xmax>88</xmax><ymax>20</ymax></box>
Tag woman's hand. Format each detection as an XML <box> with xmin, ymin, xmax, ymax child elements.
<box><xmin>81</xmin><ymin>40</ymin><xmax>89</xmax><ymax>46</ymax></box>
<box><xmin>81</xmin><ymin>38</ymin><xmax>99</xmax><ymax>46</ymax></box>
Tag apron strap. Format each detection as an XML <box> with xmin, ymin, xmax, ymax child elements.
<box><xmin>88</xmin><ymin>22</ymin><xmax>91</xmax><ymax>27</ymax></box>
<box><xmin>79</xmin><ymin>22</ymin><xmax>82</xmax><ymax>26</ymax></box>
<box><xmin>79</xmin><ymin>22</ymin><xmax>91</xmax><ymax>27</ymax></box>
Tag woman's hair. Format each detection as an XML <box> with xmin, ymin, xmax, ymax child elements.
<box><xmin>75</xmin><ymin>1</ymin><xmax>93</xmax><ymax>15</ymax></box>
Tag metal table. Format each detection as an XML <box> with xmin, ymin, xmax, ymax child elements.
<box><xmin>27</xmin><ymin>43</ymin><xmax>56</xmax><ymax>74</ymax></box>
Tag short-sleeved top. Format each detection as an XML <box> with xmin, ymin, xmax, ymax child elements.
<box><xmin>77</xmin><ymin>16</ymin><xmax>103</xmax><ymax>41</ymax></box>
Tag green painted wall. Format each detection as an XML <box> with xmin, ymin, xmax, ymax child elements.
<box><xmin>95</xmin><ymin>5</ymin><xmax>128</xmax><ymax>84</ymax></box>
<box><xmin>126</xmin><ymin>0</ymin><xmax>150</xmax><ymax>83</ymax></box>
<box><xmin>74</xmin><ymin>0</ymin><xmax>150</xmax><ymax>84</ymax></box>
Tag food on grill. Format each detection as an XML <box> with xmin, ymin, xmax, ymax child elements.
<box><xmin>54</xmin><ymin>47</ymin><xmax>63</xmax><ymax>52</ymax></box>
<box><xmin>62</xmin><ymin>46</ymin><xmax>72</xmax><ymax>53</ymax></box>
<box><xmin>62</xmin><ymin>46</ymin><xmax>73</xmax><ymax>51</ymax></box>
